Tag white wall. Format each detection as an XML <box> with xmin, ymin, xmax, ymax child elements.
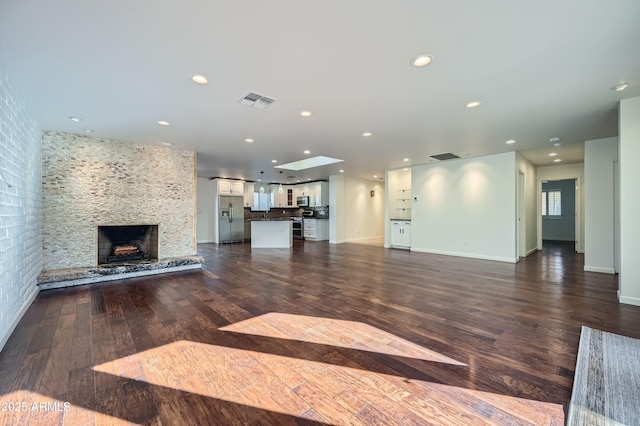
<box><xmin>584</xmin><ymin>137</ymin><xmax>618</xmax><ymax>274</ymax></box>
<box><xmin>619</xmin><ymin>97</ymin><xmax>640</xmax><ymax>306</ymax></box>
<box><xmin>330</xmin><ymin>175</ymin><xmax>384</xmax><ymax>244</ymax></box>
<box><xmin>516</xmin><ymin>153</ymin><xmax>538</xmax><ymax>256</ymax></box>
<box><xmin>411</xmin><ymin>152</ymin><xmax>517</xmax><ymax>262</ymax></box>
<box><xmin>196</xmin><ymin>177</ymin><xmax>215</xmax><ymax>243</ymax></box>
<box><xmin>0</xmin><ymin>61</ymin><xmax>42</xmax><ymax>351</ymax></box>
<box><xmin>537</xmin><ymin>163</ymin><xmax>584</xmax><ymax>252</ymax></box>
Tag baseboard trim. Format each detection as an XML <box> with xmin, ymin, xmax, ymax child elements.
<box><xmin>584</xmin><ymin>266</ymin><xmax>616</xmax><ymax>274</ymax></box>
<box><xmin>329</xmin><ymin>239</ymin><xmax>347</xmax><ymax>245</ymax></box>
<box><xmin>525</xmin><ymin>247</ymin><xmax>538</xmax><ymax>257</ymax></box>
<box><xmin>619</xmin><ymin>294</ymin><xmax>640</xmax><ymax>307</ymax></box>
<box><xmin>0</xmin><ymin>285</ymin><xmax>39</xmax><ymax>353</ymax></box>
<box><xmin>410</xmin><ymin>247</ymin><xmax>518</xmax><ymax>263</ymax></box>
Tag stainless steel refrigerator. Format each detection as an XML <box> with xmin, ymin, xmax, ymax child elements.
<box><xmin>219</xmin><ymin>196</ymin><xmax>244</xmax><ymax>242</ymax></box>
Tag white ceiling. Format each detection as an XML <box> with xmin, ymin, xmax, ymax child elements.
<box><xmin>1</xmin><ymin>1</ymin><xmax>638</xmax><ymax>183</ymax></box>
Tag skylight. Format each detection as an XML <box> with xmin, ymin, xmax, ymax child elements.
<box><xmin>274</xmin><ymin>156</ymin><xmax>343</xmax><ymax>171</ymax></box>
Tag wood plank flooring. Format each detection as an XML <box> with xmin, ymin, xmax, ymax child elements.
<box><xmin>1</xmin><ymin>240</ymin><xmax>639</xmax><ymax>425</ymax></box>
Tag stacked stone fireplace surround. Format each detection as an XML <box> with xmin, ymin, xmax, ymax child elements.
<box><xmin>38</xmin><ymin>132</ymin><xmax>202</xmax><ymax>289</ymax></box>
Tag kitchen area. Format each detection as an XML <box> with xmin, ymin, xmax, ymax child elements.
<box><xmin>196</xmin><ymin>178</ymin><xmax>330</xmax><ymax>248</ymax></box>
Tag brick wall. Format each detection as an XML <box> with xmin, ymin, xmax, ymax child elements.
<box><xmin>41</xmin><ymin>132</ymin><xmax>196</xmax><ymax>270</ymax></box>
<box><xmin>0</xmin><ymin>61</ymin><xmax>42</xmax><ymax>351</ymax></box>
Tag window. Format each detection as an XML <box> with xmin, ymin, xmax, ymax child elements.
<box><xmin>541</xmin><ymin>190</ymin><xmax>562</xmax><ymax>217</ymax></box>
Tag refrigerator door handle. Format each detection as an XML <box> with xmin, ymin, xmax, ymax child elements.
<box><xmin>229</xmin><ymin>203</ymin><xmax>233</xmax><ymax>223</ymax></box>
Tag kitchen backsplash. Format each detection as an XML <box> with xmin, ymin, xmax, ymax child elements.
<box><xmin>244</xmin><ymin>207</ymin><xmax>304</xmax><ymax>220</ymax></box>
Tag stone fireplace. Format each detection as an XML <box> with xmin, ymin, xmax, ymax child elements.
<box><xmin>38</xmin><ymin>131</ymin><xmax>202</xmax><ymax>289</ymax></box>
<box><xmin>97</xmin><ymin>225</ymin><xmax>159</xmax><ymax>265</ymax></box>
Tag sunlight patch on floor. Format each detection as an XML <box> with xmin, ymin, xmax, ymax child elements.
<box><xmin>92</xmin><ymin>338</ymin><xmax>564</xmax><ymax>425</ymax></box>
<box><xmin>219</xmin><ymin>312</ymin><xmax>466</xmax><ymax>365</ymax></box>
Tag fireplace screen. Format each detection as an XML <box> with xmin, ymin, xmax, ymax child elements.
<box><xmin>97</xmin><ymin>225</ymin><xmax>159</xmax><ymax>265</ymax></box>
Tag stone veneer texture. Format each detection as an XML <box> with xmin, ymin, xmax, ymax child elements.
<box><xmin>0</xmin><ymin>60</ymin><xmax>42</xmax><ymax>350</ymax></box>
<box><xmin>42</xmin><ymin>131</ymin><xmax>196</xmax><ymax>270</ymax></box>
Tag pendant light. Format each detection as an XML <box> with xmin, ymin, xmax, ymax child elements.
<box><xmin>259</xmin><ymin>171</ymin><xmax>265</xmax><ymax>193</ymax></box>
<box><xmin>278</xmin><ymin>183</ymin><xmax>284</xmax><ymax>193</ymax></box>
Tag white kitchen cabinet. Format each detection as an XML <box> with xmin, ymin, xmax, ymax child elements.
<box><xmin>270</xmin><ymin>184</ymin><xmax>297</xmax><ymax>207</ymax></box>
<box><xmin>217</xmin><ymin>179</ymin><xmax>244</xmax><ymax>195</ymax></box>
<box><xmin>244</xmin><ymin>183</ymin><xmax>255</xmax><ymax>207</ymax></box>
<box><xmin>303</xmin><ymin>218</ymin><xmax>329</xmax><ymax>241</ymax></box>
<box><xmin>298</xmin><ymin>182</ymin><xmax>328</xmax><ymax>207</ymax></box>
<box><xmin>390</xmin><ymin>220</ymin><xmax>411</xmax><ymax>249</ymax></box>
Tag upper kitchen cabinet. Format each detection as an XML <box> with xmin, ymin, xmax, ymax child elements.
<box><xmin>244</xmin><ymin>183</ymin><xmax>255</xmax><ymax>207</ymax></box>
<box><xmin>270</xmin><ymin>184</ymin><xmax>296</xmax><ymax>207</ymax></box>
<box><xmin>295</xmin><ymin>181</ymin><xmax>328</xmax><ymax>207</ymax></box>
<box><xmin>217</xmin><ymin>179</ymin><xmax>244</xmax><ymax>195</ymax></box>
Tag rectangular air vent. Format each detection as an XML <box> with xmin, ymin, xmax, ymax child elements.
<box><xmin>429</xmin><ymin>152</ymin><xmax>460</xmax><ymax>161</ymax></box>
<box><xmin>239</xmin><ymin>91</ymin><xmax>276</xmax><ymax>109</ymax></box>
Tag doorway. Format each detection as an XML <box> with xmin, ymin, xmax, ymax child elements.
<box><xmin>541</xmin><ymin>179</ymin><xmax>576</xmax><ymax>250</ymax></box>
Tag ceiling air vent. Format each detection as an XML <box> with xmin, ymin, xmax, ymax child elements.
<box><xmin>239</xmin><ymin>91</ymin><xmax>276</xmax><ymax>109</ymax></box>
<box><xmin>429</xmin><ymin>152</ymin><xmax>460</xmax><ymax>161</ymax></box>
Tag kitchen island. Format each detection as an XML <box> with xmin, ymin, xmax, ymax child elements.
<box><xmin>251</xmin><ymin>220</ymin><xmax>293</xmax><ymax>248</ymax></box>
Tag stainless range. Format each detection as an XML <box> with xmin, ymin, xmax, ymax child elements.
<box><xmin>292</xmin><ymin>217</ymin><xmax>304</xmax><ymax>240</ymax></box>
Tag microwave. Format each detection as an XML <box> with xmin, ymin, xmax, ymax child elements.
<box><xmin>297</xmin><ymin>196</ymin><xmax>309</xmax><ymax>207</ymax></box>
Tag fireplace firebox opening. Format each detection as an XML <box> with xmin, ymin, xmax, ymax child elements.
<box><xmin>97</xmin><ymin>225</ymin><xmax>159</xmax><ymax>265</ymax></box>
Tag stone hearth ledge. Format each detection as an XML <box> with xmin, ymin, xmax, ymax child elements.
<box><xmin>37</xmin><ymin>255</ymin><xmax>203</xmax><ymax>290</ymax></box>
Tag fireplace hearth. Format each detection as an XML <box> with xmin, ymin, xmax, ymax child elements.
<box><xmin>97</xmin><ymin>225</ymin><xmax>158</xmax><ymax>265</ymax></box>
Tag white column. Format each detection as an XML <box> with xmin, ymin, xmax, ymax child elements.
<box><xmin>329</xmin><ymin>175</ymin><xmax>345</xmax><ymax>244</ymax></box>
<box><xmin>619</xmin><ymin>97</ymin><xmax>640</xmax><ymax>305</ymax></box>
<box><xmin>584</xmin><ymin>137</ymin><xmax>618</xmax><ymax>274</ymax></box>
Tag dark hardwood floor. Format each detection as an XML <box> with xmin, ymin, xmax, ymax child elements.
<box><xmin>1</xmin><ymin>240</ymin><xmax>638</xmax><ymax>425</ymax></box>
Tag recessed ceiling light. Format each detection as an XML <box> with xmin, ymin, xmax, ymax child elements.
<box><xmin>339</xmin><ymin>170</ymin><xmax>344</xmax><ymax>173</ymax></box>
<box><xmin>403</xmin><ymin>158</ymin><xmax>409</xmax><ymax>162</ymax></box>
<box><xmin>548</xmin><ymin>152</ymin><xmax>558</xmax><ymax>157</ymax></box>
<box><xmin>612</xmin><ymin>83</ymin><xmax>629</xmax><ymax>92</ymax></box>
<box><xmin>465</xmin><ymin>101</ymin><xmax>482</xmax><ymax>109</ymax></box>
<box><xmin>245</xmin><ymin>138</ymin><xmax>254</xmax><ymax>143</ymax></box>
<box><xmin>553</xmin><ymin>142</ymin><xmax>562</xmax><ymax>147</ymax></box>
<box><xmin>271</xmin><ymin>159</ymin><xmax>277</xmax><ymax>163</ymax></box>
<box><xmin>157</xmin><ymin>120</ymin><xmax>170</xmax><ymax>126</ymax></box>
<box><xmin>403</xmin><ymin>168</ymin><xmax>409</xmax><ymax>171</ymax></box>
<box><xmin>300</xmin><ymin>111</ymin><xmax>312</xmax><ymax>118</ymax></box>
<box><xmin>69</xmin><ymin>116</ymin><xmax>81</xmax><ymax>122</ymax></box>
<box><xmin>161</xmin><ymin>142</ymin><xmax>173</xmax><ymax>146</ymax></box>
<box><xmin>549</xmin><ymin>137</ymin><xmax>560</xmax><ymax>143</ymax></box>
<box><xmin>553</xmin><ymin>159</ymin><xmax>562</xmax><ymax>163</ymax></box>
<box><xmin>307</xmin><ymin>178</ymin><xmax>311</xmax><ymax>181</ymax></box>
<box><xmin>505</xmin><ymin>139</ymin><xmax>516</xmax><ymax>145</ymax></box>
<box><xmin>410</xmin><ymin>54</ymin><xmax>433</xmax><ymax>67</ymax></box>
<box><xmin>362</xmin><ymin>132</ymin><xmax>372</xmax><ymax>137</ymax></box>
<box><xmin>83</xmin><ymin>129</ymin><xmax>94</xmax><ymax>133</ymax></box>
<box><xmin>303</xmin><ymin>150</ymin><xmax>311</xmax><ymax>155</ymax></box>
<box><xmin>191</xmin><ymin>74</ymin><xmax>208</xmax><ymax>85</ymax></box>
